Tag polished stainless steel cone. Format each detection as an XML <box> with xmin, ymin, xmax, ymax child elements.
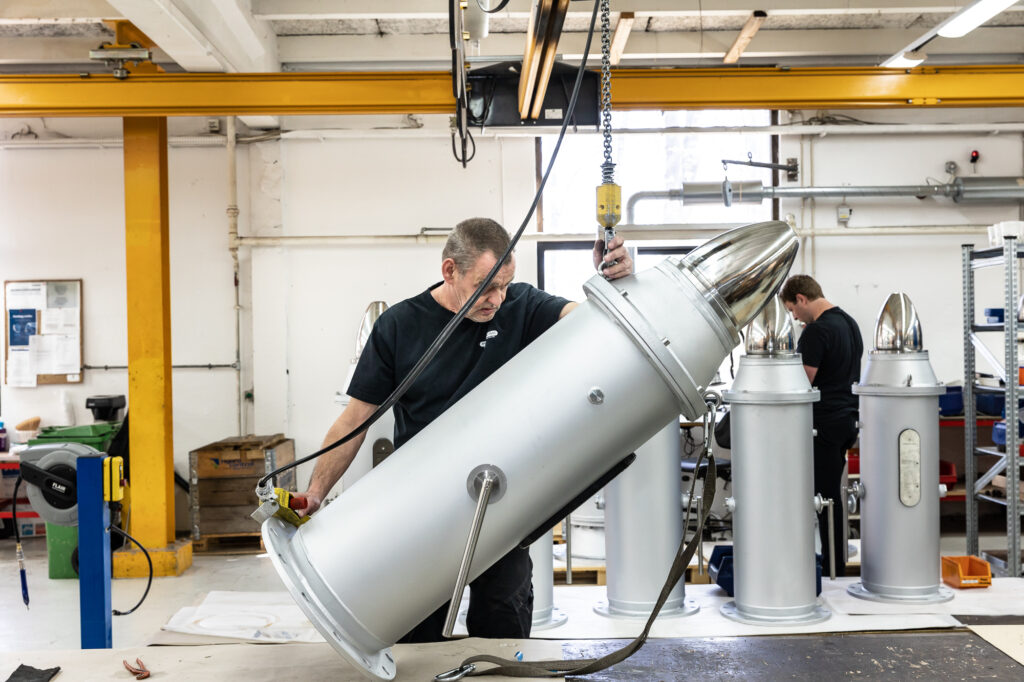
<box><xmin>873</xmin><ymin>292</ymin><xmax>922</xmax><ymax>352</ymax></box>
<box><xmin>744</xmin><ymin>296</ymin><xmax>796</xmax><ymax>356</ymax></box>
<box><xmin>681</xmin><ymin>220</ymin><xmax>799</xmax><ymax>333</ymax></box>
<box><xmin>355</xmin><ymin>301</ymin><xmax>388</xmax><ymax>356</ymax></box>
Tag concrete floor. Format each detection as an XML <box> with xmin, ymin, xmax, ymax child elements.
<box><xmin>0</xmin><ymin>536</ymin><xmax>282</xmax><ymax>651</ymax></box>
<box><xmin>0</xmin><ymin>532</ymin><xmax>1015</xmax><ymax>652</ymax></box>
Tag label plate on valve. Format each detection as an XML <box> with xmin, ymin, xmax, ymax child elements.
<box><xmin>898</xmin><ymin>429</ymin><xmax>922</xmax><ymax>507</ymax></box>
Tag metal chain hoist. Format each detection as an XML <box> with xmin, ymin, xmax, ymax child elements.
<box><xmin>595</xmin><ymin>0</ymin><xmax>621</xmax><ymax>271</ymax></box>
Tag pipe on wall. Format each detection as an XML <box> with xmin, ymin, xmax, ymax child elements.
<box><xmin>227</xmin><ymin>116</ymin><xmax>243</xmax><ymax>437</ymax></box>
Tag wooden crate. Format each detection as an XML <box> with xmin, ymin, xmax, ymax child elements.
<box><xmin>193</xmin><ymin>532</ymin><xmax>264</xmax><ymax>555</ymax></box>
<box><xmin>554</xmin><ymin>564</ymin><xmax>606</xmax><ymax>585</ymax></box>
<box><xmin>189</xmin><ymin>434</ymin><xmax>296</xmax><ymax>540</ymax></box>
<box><xmin>189</xmin><ymin>434</ymin><xmax>295</xmax><ymax>480</ymax></box>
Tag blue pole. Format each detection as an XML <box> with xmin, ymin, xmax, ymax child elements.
<box><xmin>76</xmin><ymin>454</ymin><xmax>111</xmax><ymax>649</ymax></box>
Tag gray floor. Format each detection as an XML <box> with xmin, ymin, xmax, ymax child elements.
<box><xmin>0</xmin><ymin>536</ymin><xmax>282</xmax><ymax>651</ymax></box>
<box><xmin>0</xmin><ymin>532</ymin><xmax>1018</xmax><ymax>652</ymax></box>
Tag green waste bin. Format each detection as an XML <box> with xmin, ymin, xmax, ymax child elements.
<box><xmin>29</xmin><ymin>422</ymin><xmax>123</xmax><ymax>579</ymax></box>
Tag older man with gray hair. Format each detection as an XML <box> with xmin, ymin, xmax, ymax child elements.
<box><xmin>298</xmin><ymin>217</ymin><xmax>632</xmax><ymax>643</ymax></box>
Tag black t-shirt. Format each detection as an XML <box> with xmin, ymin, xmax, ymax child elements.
<box><xmin>347</xmin><ymin>282</ymin><xmax>570</xmax><ymax>448</ymax></box>
<box><xmin>796</xmin><ymin>307</ymin><xmax>863</xmax><ymax>422</ymax></box>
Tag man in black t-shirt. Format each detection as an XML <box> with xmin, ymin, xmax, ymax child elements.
<box><xmin>781</xmin><ymin>275</ymin><xmax>863</xmax><ymax>578</ymax></box>
<box><xmin>295</xmin><ymin>217</ymin><xmax>633</xmax><ymax>643</ymax></box>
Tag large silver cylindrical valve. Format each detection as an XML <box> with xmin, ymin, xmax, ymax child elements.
<box><xmin>597</xmin><ymin>419</ymin><xmax>697</xmax><ymax>619</ymax></box>
<box><xmin>722</xmin><ymin>296</ymin><xmax>830</xmax><ymax>625</ymax></box>
<box><xmin>849</xmin><ymin>293</ymin><xmax>953</xmax><ymax>604</ymax></box>
<box><xmin>261</xmin><ymin>222</ymin><xmax>798</xmax><ymax>680</ymax></box>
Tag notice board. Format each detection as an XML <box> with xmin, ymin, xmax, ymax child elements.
<box><xmin>4</xmin><ymin>280</ymin><xmax>83</xmax><ymax>386</ymax></box>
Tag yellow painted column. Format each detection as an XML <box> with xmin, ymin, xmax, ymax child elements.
<box><xmin>117</xmin><ymin>117</ymin><xmax>191</xmax><ymax>577</ymax></box>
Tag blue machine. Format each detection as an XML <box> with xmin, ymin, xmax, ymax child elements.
<box><xmin>18</xmin><ymin>443</ymin><xmax>122</xmax><ymax>649</ymax></box>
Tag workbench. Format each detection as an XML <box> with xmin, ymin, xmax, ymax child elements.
<box><xmin>5</xmin><ymin>628</ymin><xmax>1023</xmax><ymax>681</ymax></box>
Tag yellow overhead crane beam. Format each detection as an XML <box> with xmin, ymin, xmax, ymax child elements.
<box><xmin>4</xmin><ymin>66</ymin><xmax>1024</xmax><ymax>118</ymax></box>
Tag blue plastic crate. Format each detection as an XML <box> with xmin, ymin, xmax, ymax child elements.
<box><xmin>977</xmin><ymin>393</ymin><xmax>1005</xmax><ymax>416</ymax></box>
<box><xmin>939</xmin><ymin>386</ymin><xmax>964</xmax><ymax>416</ymax></box>
<box><xmin>708</xmin><ymin>545</ymin><xmax>734</xmax><ymax>597</ymax></box>
<box><xmin>984</xmin><ymin>308</ymin><xmax>1006</xmax><ymax>322</ymax></box>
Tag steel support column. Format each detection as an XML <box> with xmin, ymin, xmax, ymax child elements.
<box><xmin>122</xmin><ymin>117</ymin><xmax>176</xmax><ymax>553</ymax></box>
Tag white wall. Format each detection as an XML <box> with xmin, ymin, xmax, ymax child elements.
<box><xmin>0</xmin><ymin>131</ymin><xmax>241</xmax><ymax>492</ymax></box>
<box><xmin>3</xmin><ymin>108</ymin><xmax>1024</xmax><ymax>501</ymax></box>
<box><xmin>251</xmin><ymin>133</ymin><xmax>539</xmax><ymax>487</ymax></box>
<box><xmin>776</xmin><ymin>109</ymin><xmax>1024</xmax><ymax>384</ymax></box>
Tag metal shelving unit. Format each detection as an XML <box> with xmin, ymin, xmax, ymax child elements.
<box><xmin>962</xmin><ymin>238</ymin><xmax>1023</xmax><ymax>577</ymax></box>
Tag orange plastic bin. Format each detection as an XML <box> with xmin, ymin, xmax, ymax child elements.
<box><xmin>942</xmin><ymin>556</ymin><xmax>992</xmax><ymax>589</ymax></box>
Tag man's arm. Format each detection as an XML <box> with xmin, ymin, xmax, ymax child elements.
<box><xmin>556</xmin><ymin>236</ymin><xmax>635</xmax><ymax>320</ymax></box>
<box><xmin>296</xmin><ymin>397</ymin><xmax>379</xmax><ymax>516</ymax></box>
<box><xmin>803</xmin><ymin>365</ymin><xmax>818</xmax><ymax>384</ymax></box>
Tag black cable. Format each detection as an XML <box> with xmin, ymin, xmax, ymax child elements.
<box><xmin>258</xmin><ymin>0</ymin><xmax>604</xmax><ymax>491</ymax></box>
<box><xmin>475</xmin><ymin>0</ymin><xmax>512</xmax><ymax>12</ymax></box>
<box><xmin>451</xmin><ymin>126</ymin><xmax>476</xmax><ymax>165</ymax></box>
<box><xmin>12</xmin><ymin>476</ymin><xmax>21</xmax><ymax>544</ymax></box>
<box><xmin>110</xmin><ymin>525</ymin><xmax>152</xmax><ymax>616</ymax></box>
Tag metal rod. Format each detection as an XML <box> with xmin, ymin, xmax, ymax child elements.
<box><xmin>443</xmin><ymin>471</ymin><xmax>497</xmax><ymax>639</ymax></box>
<box><xmin>767</xmin><ymin>184</ymin><xmax>954</xmax><ymax>199</ymax></box>
<box><xmin>564</xmin><ymin>514</ymin><xmax>572</xmax><ymax>585</ymax></box>
<box><xmin>82</xmin><ymin>363</ymin><xmax>238</xmax><ymax>370</ymax></box>
<box><xmin>1005</xmin><ymin>236</ymin><xmax>1022</xmax><ymax>577</ymax></box>
<box><xmin>827</xmin><ymin>498</ymin><xmax>836</xmax><ymax>581</ymax></box>
<box><xmin>975</xmin><ymin>456</ymin><xmax>1009</xmax><ymax>494</ymax></box>
<box><xmin>970</xmin><ymin>332</ymin><xmax>1008</xmax><ymax>382</ymax></box>
<box><xmin>964</xmin><ymin>243</ymin><xmax>980</xmax><ymax>557</ymax></box>
<box><xmin>696</xmin><ymin>494</ymin><xmax>704</xmax><ymax>576</ymax></box>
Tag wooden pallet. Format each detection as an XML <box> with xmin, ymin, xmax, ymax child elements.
<box><xmin>553</xmin><ymin>564</ymin><xmax>606</xmax><ymax>585</ymax></box>
<box><xmin>193</xmin><ymin>532</ymin><xmax>265</xmax><ymax>555</ymax></box>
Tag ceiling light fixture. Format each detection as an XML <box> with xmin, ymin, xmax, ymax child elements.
<box><xmin>936</xmin><ymin>0</ymin><xmax>1019</xmax><ymax>38</ymax></box>
<box><xmin>881</xmin><ymin>50</ymin><xmax>927</xmax><ymax>68</ymax></box>
<box><xmin>880</xmin><ymin>0</ymin><xmax>1019</xmax><ymax>68</ymax></box>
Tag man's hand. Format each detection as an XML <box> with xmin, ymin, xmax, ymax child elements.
<box><xmin>292</xmin><ymin>491</ymin><xmax>323</xmax><ymax>518</ymax></box>
<box><xmin>593</xmin><ymin>234</ymin><xmax>634</xmax><ymax>280</ymax></box>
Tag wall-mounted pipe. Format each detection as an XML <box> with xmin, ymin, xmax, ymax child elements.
<box><xmin>227</xmin><ymin>116</ymin><xmax>243</xmax><ymax>437</ymax></box>
<box><xmin>234</xmin><ymin>223</ymin><xmax>987</xmax><ymax>249</ymax></box>
<box><xmin>628</xmin><ymin>178</ymin><xmax>1024</xmax><ymax>222</ymax></box>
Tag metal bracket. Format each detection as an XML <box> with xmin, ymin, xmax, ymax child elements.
<box><xmin>88</xmin><ymin>44</ymin><xmax>152</xmax><ymax>80</ymax></box>
<box><xmin>722</xmin><ymin>152</ymin><xmax>799</xmax><ymax>180</ymax></box>
<box><xmin>466</xmin><ymin>464</ymin><xmax>507</xmax><ymax>504</ymax></box>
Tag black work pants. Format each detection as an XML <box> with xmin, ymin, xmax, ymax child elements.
<box><xmin>398</xmin><ymin>546</ymin><xmax>533</xmax><ymax>643</ymax></box>
<box><xmin>812</xmin><ymin>412</ymin><xmax>858</xmax><ymax>577</ymax></box>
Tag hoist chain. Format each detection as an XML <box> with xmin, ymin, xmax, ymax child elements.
<box><xmin>600</xmin><ymin>0</ymin><xmax>614</xmax><ymax>184</ymax></box>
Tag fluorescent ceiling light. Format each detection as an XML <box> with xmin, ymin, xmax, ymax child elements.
<box><xmin>879</xmin><ymin>0</ymin><xmax>1018</xmax><ymax>67</ymax></box>
<box><xmin>936</xmin><ymin>0</ymin><xmax>1019</xmax><ymax>39</ymax></box>
<box><xmin>881</xmin><ymin>51</ymin><xmax>927</xmax><ymax>68</ymax></box>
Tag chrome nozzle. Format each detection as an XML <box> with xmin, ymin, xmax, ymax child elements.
<box><xmin>873</xmin><ymin>292</ymin><xmax>922</xmax><ymax>353</ymax></box>
<box><xmin>745</xmin><ymin>296</ymin><xmax>796</xmax><ymax>355</ymax></box>
<box><xmin>355</xmin><ymin>301</ymin><xmax>388</xmax><ymax>357</ymax></box>
<box><xmin>681</xmin><ymin>220</ymin><xmax>799</xmax><ymax>334</ymax></box>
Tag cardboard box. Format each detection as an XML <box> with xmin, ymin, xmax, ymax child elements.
<box><xmin>991</xmin><ymin>475</ymin><xmax>1024</xmax><ymax>503</ymax></box>
<box><xmin>16</xmin><ymin>520</ymin><xmax>46</xmax><ymax>537</ymax></box>
<box><xmin>189</xmin><ymin>434</ymin><xmax>294</xmax><ymax>480</ymax></box>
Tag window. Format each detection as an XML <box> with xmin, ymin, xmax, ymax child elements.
<box><xmin>538</xmin><ymin>242</ymin><xmax>694</xmax><ymax>300</ymax></box>
<box><xmin>540</xmin><ymin>110</ymin><xmax>773</xmax><ymax>231</ymax></box>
